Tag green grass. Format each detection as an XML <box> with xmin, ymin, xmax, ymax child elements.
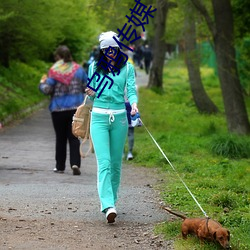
<box><xmin>0</xmin><ymin>60</ymin><xmax>50</xmax><ymax>123</ymax></box>
<box><xmin>129</xmin><ymin>58</ymin><xmax>250</xmax><ymax>250</ymax></box>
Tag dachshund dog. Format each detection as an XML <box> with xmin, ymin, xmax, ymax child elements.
<box><xmin>162</xmin><ymin>207</ymin><xmax>231</xmax><ymax>249</ymax></box>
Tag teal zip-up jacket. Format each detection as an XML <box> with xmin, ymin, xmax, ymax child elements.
<box><xmin>87</xmin><ymin>62</ymin><xmax>138</xmax><ymax>110</ymax></box>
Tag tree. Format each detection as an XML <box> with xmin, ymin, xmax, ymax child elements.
<box><xmin>90</xmin><ymin>0</ymin><xmax>136</xmax><ymax>34</ymax></box>
<box><xmin>148</xmin><ymin>0</ymin><xmax>177</xmax><ymax>89</ymax></box>
<box><xmin>148</xmin><ymin>0</ymin><xmax>218</xmax><ymax>114</ymax></box>
<box><xmin>232</xmin><ymin>0</ymin><xmax>250</xmax><ymax>40</ymax></box>
<box><xmin>190</xmin><ymin>0</ymin><xmax>250</xmax><ymax>134</ymax></box>
<box><xmin>232</xmin><ymin>0</ymin><xmax>250</xmax><ymax>96</ymax></box>
<box><xmin>184</xmin><ymin>1</ymin><xmax>218</xmax><ymax>114</ymax></box>
<box><xmin>0</xmin><ymin>0</ymin><xmax>98</xmax><ymax>66</ymax></box>
<box><xmin>0</xmin><ymin>0</ymin><xmax>59</xmax><ymax>66</ymax></box>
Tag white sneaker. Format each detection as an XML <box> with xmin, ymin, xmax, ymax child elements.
<box><xmin>72</xmin><ymin>165</ymin><xmax>81</xmax><ymax>175</ymax></box>
<box><xmin>127</xmin><ymin>152</ymin><xmax>133</xmax><ymax>160</ymax></box>
<box><xmin>105</xmin><ymin>207</ymin><xmax>117</xmax><ymax>223</ymax></box>
<box><xmin>53</xmin><ymin>168</ymin><xmax>64</xmax><ymax>173</ymax></box>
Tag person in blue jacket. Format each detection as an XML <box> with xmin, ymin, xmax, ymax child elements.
<box><xmin>85</xmin><ymin>31</ymin><xmax>138</xmax><ymax>223</ymax></box>
<box><xmin>39</xmin><ymin>45</ymin><xmax>87</xmax><ymax>175</ymax></box>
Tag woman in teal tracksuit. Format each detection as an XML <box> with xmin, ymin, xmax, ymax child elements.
<box><xmin>86</xmin><ymin>31</ymin><xmax>138</xmax><ymax>223</ymax></box>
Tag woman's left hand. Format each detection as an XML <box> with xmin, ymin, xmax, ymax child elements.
<box><xmin>131</xmin><ymin>103</ymin><xmax>138</xmax><ymax>116</ymax></box>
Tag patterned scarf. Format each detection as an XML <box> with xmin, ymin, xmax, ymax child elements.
<box><xmin>48</xmin><ymin>59</ymin><xmax>80</xmax><ymax>85</ymax></box>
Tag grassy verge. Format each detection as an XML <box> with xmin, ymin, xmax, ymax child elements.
<box><xmin>0</xmin><ymin>60</ymin><xmax>50</xmax><ymax>125</ymax></box>
<box><xmin>129</xmin><ymin>58</ymin><xmax>250</xmax><ymax>250</ymax></box>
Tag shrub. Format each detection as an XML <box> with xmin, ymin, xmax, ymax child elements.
<box><xmin>210</xmin><ymin>191</ymin><xmax>237</xmax><ymax>209</ymax></box>
<box><xmin>210</xmin><ymin>135</ymin><xmax>250</xmax><ymax>158</ymax></box>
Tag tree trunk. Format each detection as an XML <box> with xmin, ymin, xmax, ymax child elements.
<box><xmin>148</xmin><ymin>0</ymin><xmax>168</xmax><ymax>89</ymax></box>
<box><xmin>212</xmin><ymin>0</ymin><xmax>250</xmax><ymax>134</ymax></box>
<box><xmin>184</xmin><ymin>4</ymin><xmax>218</xmax><ymax>114</ymax></box>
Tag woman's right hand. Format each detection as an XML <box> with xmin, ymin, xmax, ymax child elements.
<box><xmin>85</xmin><ymin>87</ymin><xmax>96</xmax><ymax>97</ymax></box>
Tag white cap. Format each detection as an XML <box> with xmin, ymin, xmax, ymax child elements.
<box><xmin>99</xmin><ymin>31</ymin><xmax>119</xmax><ymax>49</ymax></box>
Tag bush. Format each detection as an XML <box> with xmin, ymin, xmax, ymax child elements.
<box><xmin>210</xmin><ymin>135</ymin><xmax>250</xmax><ymax>159</ymax></box>
<box><xmin>0</xmin><ymin>60</ymin><xmax>48</xmax><ymax>122</ymax></box>
<box><xmin>210</xmin><ymin>191</ymin><xmax>237</xmax><ymax>209</ymax></box>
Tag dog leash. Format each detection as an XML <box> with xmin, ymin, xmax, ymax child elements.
<box><xmin>139</xmin><ymin>118</ymin><xmax>209</xmax><ymax>218</ymax></box>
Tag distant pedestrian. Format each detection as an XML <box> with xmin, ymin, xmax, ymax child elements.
<box><xmin>128</xmin><ymin>44</ymin><xmax>135</xmax><ymax>64</ymax></box>
<box><xmin>143</xmin><ymin>44</ymin><xmax>152</xmax><ymax>74</ymax></box>
<box><xmin>134</xmin><ymin>44</ymin><xmax>144</xmax><ymax>69</ymax></box>
<box><xmin>39</xmin><ymin>45</ymin><xmax>87</xmax><ymax>175</ymax></box>
<box><xmin>87</xmin><ymin>46</ymin><xmax>99</xmax><ymax>70</ymax></box>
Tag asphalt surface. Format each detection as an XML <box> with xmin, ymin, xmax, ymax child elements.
<box><xmin>0</xmin><ymin>70</ymin><xmax>172</xmax><ymax>249</ymax></box>
<box><xmin>0</xmin><ymin>106</ymin><xmax>166</xmax><ymax>222</ymax></box>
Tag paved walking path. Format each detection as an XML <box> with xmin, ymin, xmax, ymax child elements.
<box><xmin>0</xmin><ymin>71</ymin><xmax>172</xmax><ymax>249</ymax></box>
<box><xmin>136</xmin><ymin>68</ymin><xmax>149</xmax><ymax>88</ymax></box>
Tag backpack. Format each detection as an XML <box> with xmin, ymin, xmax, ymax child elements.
<box><xmin>72</xmin><ymin>95</ymin><xmax>93</xmax><ymax>158</ymax></box>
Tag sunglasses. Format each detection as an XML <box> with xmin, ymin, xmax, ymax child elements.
<box><xmin>102</xmin><ymin>48</ymin><xmax>118</xmax><ymax>54</ymax></box>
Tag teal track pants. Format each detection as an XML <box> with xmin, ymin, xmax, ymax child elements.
<box><xmin>90</xmin><ymin>111</ymin><xmax>128</xmax><ymax>212</ymax></box>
